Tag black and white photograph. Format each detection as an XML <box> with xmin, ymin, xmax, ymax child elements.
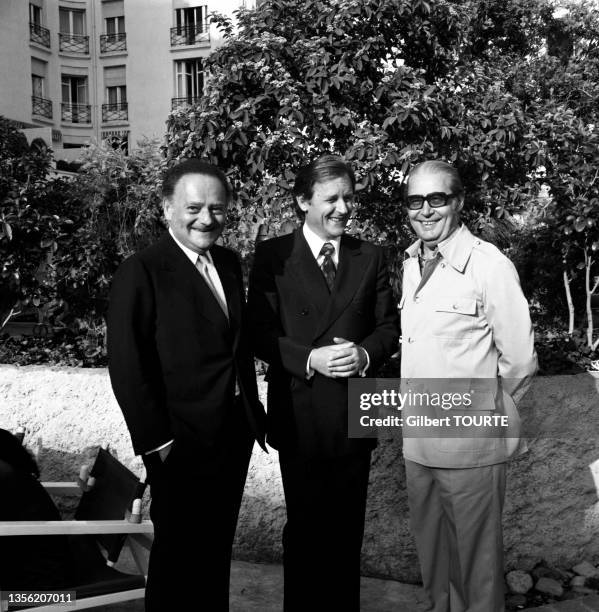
<box><xmin>1</xmin><ymin>0</ymin><xmax>599</xmax><ymax>611</ymax></box>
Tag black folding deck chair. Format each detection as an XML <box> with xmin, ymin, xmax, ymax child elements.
<box><xmin>0</xmin><ymin>444</ymin><xmax>153</xmax><ymax>612</ymax></box>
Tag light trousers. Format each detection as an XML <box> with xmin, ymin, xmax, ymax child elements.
<box><xmin>406</xmin><ymin>459</ymin><xmax>507</xmax><ymax>612</ymax></box>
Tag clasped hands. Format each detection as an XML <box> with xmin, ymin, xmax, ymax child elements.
<box><xmin>310</xmin><ymin>337</ymin><xmax>367</xmax><ymax>378</ymax></box>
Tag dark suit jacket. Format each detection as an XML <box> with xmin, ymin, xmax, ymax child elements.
<box><xmin>248</xmin><ymin>230</ymin><xmax>398</xmax><ymax>457</ymax></box>
<box><xmin>107</xmin><ymin>233</ymin><xmax>266</xmax><ymax>456</ymax></box>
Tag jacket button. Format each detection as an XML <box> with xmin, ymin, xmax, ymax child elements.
<box><xmin>440</xmin><ymin>262</ymin><xmax>446</xmax><ymax>268</ymax></box>
<box><xmin>300</xmin><ymin>309</ymin><xmax>308</xmax><ymax>315</ymax></box>
<box><xmin>475</xmin><ymin>240</ymin><xmax>481</xmax><ymax>245</ymax></box>
<box><xmin>407</xmin><ymin>337</ymin><xmax>414</xmax><ymax>343</ymax></box>
<box><xmin>452</xmin><ymin>304</ymin><xmax>458</xmax><ymax>310</ymax></box>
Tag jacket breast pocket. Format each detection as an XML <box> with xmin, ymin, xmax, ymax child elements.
<box><xmin>432</xmin><ymin>296</ymin><xmax>477</xmax><ymax>339</ymax></box>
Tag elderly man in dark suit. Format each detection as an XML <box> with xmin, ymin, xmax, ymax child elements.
<box><xmin>248</xmin><ymin>155</ymin><xmax>398</xmax><ymax>611</ymax></box>
<box><xmin>107</xmin><ymin>159</ymin><xmax>266</xmax><ymax>612</ymax></box>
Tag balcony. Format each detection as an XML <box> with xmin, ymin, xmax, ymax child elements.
<box><xmin>171</xmin><ymin>96</ymin><xmax>202</xmax><ymax>110</ymax></box>
<box><xmin>170</xmin><ymin>24</ymin><xmax>210</xmax><ymax>47</ymax></box>
<box><xmin>30</xmin><ymin>22</ymin><xmax>50</xmax><ymax>48</ymax></box>
<box><xmin>102</xmin><ymin>102</ymin><xmax>128</xmax><ymax>122</ymax></box>
<box><xmin>32</xmin><ymin>96</ymin><xmax>52</xmax><ymax>119</ymax></box>
<box><xmin>100</xmin><ymin>32</ymin><xmax>127</xmax><ymax>53</ymax></box>
<box><xmin>61</xmin><ymin>103</ymin><xmax>91</xmax><ymax>124</ymax></box>
<box><xmin>59</xmin><ymin>33</ymin><xmax>89</xmax><ymax>54</ymax></box>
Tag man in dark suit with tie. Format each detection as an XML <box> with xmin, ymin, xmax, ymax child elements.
<box><xmin>107</xmin><ymin>159</ymin><xmax>266</xmax><ymax>611</ymax></box>
<box><xmin>248</xmin><ymin>155</ymin><xmax>398</xmax><ymax>611</ymax></box>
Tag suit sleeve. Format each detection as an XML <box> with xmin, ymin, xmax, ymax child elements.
<box><xmin>483</xmin><ymin>257</ymin><xmax>537</xmax><ymax>404</ymax></box>
<box><xmin>357</xmin><ymin>247</ymin><xmax>399</xmax><ymax>371</ymax></box>
<box><xmin>107</xmin><ymin>256</ymin><xmax>172</xmax><ymax>455</ymax></box>
<box><xmin>248</xmin><ymin>242</ymin><xmax>313</xmax><ymax>379</ymax></box>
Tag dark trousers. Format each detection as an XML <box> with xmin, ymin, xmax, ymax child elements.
<box><xmin>278</xmin><ymin>449</ymin><xmax>371</xmax><ymax>612</ymax></box>
<box><xmin>405</xmin><ymin>460</ymin><xmax>507</xmax><ymax>612</ymax></box>
<box><xmin>142</xmin><ymin>411</ymin><xmax>253</xmax><ymax>612</ymax></box>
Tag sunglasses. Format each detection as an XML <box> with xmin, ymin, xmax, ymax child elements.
<box><xmin>405</xmin><ymin>192</ymin><xmax>459</xmax><ymax>210</ymax></box>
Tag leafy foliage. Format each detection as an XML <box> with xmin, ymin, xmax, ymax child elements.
<box><xmin>0</xmin><ymin>117</ymin><xmax>70</xmax><ymax>325</ymax></box>
<box><xmin>0</xmin><ymin>131</ymin><xmax>166</xmax><ymax>365</ymax></box>
<box><xmin>165</xmin><ymin>0</ymin><xmax>599</xmax><ymax>348</ymax></box>
<box><xmin>3</xmin><ymin>0</ymin><xmax>599</xmax><ymax>368</ymax></box>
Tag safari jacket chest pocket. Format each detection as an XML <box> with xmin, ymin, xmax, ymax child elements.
<box><xmin>432</xmin><ymin>296</ymin><xmax>477</xmax><ymax>339</ymax></box>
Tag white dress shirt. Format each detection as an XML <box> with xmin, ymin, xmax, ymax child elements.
<box><xmin>301</xmin><ymin>223</ymin><xmax>369</xmax><ymax>377</ymax></box>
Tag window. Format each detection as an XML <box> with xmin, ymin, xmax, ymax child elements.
<box><xmin>59</xmin><ymin>8</ymin><xmax>88</xmax><ymax>53</ymax></box>
<box><xmin>31</xmin><ymin>59</ymin><xmax>51</xmax><ymax>119</ymax></box>
<box><xmin>105</xmin><ymin>16</ymin><xmax>125</xmax><ymax>35</ymax></box>
<box><xmin>107</xmin><ymin>85</ymin><xmax>126</xmax><ymax>105</ymax></box>
<box><xmin>61</xmin><ymin>75</ymin><xmax>90</xmax><ymax>123</ymax></box>
<box><xmin>175</xmin><ymin>7</ymin><xmax>206</xmax><ymax>29</ymax></box>
<box><xmin>32</xmin><ymin>74</ymin><xmax>44</xmax><ymax>98</ymax></box>
<box><xmin>175</xmin><ymin>59</ymin><xmax>204</xmax><ymax>99</ymax></box>
<box><xmin>29</xmin><ymin>3</ymin><xmax>50</xmax><ymax>47</ymax></box>
<box><xmin>59</xmin><ymin>8</ymin><xmax>86</xmax><ymax>35</ymax></box>
<box><xmin>171</xmin><ymin>6</ymin><xmax>209</xmax><ymax>46</ymax></box>
<box><xmin>103</xmin><ymin>66</ymin><xmax>127</xmax><ymax>121</ymax></box>
<box><xmin>101</xmin><ymin>15</ymin><xmax>126</xmax><ymax>52</ymax></box>
<box><xmin>29</xmin><ymin>3</ymin><xmax>42</xmax><ymax>25</ymax></box>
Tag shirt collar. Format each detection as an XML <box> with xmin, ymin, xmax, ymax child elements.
<box><xmin>302</xmin><ymin>223</ymin><xmax>341</xmax><ymax>260</ymax></box>
<box><xmin>169</xmin><ymin>228</ymin><xmax>214</xmax><ymax>266</ymax></box>
<box><xmin>405</xmin><ymin>225</ymin><xmax>475</xmax><ymax>273</ymax></box>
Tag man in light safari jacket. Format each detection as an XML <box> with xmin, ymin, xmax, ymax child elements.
<box><xmin>400</xmin><ymin>160</ymin><xmax>537</xmax><ymax>612</ymax></box>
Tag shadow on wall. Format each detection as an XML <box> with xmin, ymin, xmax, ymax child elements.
<box><xmin>20</xmin><ymin>440</ymin><xmax>150</xmax><ymax>517</ymax></box>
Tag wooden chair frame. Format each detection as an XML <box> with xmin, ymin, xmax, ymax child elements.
<box><xmin>0</xmin><ymin>469</ymin><xmax>153</xmax><ymax>611</ymax></box>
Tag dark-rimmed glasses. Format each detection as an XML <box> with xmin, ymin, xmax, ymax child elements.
<box><xmin>405</xmin><ymin>192</ymin><xmax>458</xmax><ymax>210</ymax></box>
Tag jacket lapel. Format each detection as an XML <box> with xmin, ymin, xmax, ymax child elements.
<box><xmin>161</xmin><ymin>234</ymin><xmax>230</xmax><ymax>334</ymax></box>
<box><xmin>287</xmin><ymin>230</ymin><xmax>330</xmax><ymax>315</ymax></box>
<box><xmin>313</xmin><ymin>235</ymin><xmax>367</xmax><ymax>340</ymax></box>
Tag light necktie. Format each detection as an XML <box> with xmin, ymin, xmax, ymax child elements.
<box><xmin>196</xmin><ymin>253</ymin><xmax>229</xmax><ymax>319</ymax></box>
<box><xmin>319</xmin><ymin>242</ymin><xmax>336</xmax><ymax>292</ymax></box>
<box><xmin>196</xmin><ymin>254</ymin><xmax>240</xmax><ymax>395</ymax></box>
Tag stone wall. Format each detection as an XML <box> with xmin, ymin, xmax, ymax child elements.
<box><xmin>0</xmin><ymin>365</ymin><xmax>598</xmax><ymax>582</ymax></box>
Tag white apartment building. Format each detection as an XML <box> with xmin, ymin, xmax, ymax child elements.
<box><xmin>0</xmin><ymin>0</ymin><xmax>253</xmax><ymax>162</ymax></box>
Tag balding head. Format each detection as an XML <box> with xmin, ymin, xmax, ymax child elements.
<box><xmin>406</xmin><ymin>160</ymin><xmax>464</xmax><ymax>196</ymax></box>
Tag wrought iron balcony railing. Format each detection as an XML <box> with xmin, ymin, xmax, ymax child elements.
<box><xmin>170</xmin><ymin>24</ymin><xmax>210</xmax><ymax>47</ymax></box>
<box><xmin>59</xmin><ymin>33</ymin><xmax>89</xmax><ymax>54</ymax></box>
<box><xmin>171</xmin><ymin>96</ymin><xmax>202</xmax><ymax>110</ymax></box>
<box><xmin>100</xmin><ymin>32</ymin><xmax>127</xmax><ymax>53</ymax></box>
<box><xmin>102</xmin><ymin>102</ymin><xmax>128</xmax><ymax>122</ymax></box>
<box><xmin>61</xmin><ymin>103</ymin><xmax>91</xmax><ymax>124</ymax></box>
<box><xmin>32</xmin><ymin>96</ymin><xmax>52</xmax><ymax>119</ymax></box>
<box><xmin>30</xmin><ymin>22</ymin><xmax>50</xmax><ymax>47</ymax></box>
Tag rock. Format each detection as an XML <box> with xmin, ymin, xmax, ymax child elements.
<box><xmin>506</xmin><ymin>593</ymin><xmax>527</xmax><ymax>608</ymax></box>
<box><xmin>506</xmin><ymin>570</ymin><xmax>533</xmax><ymax>594</ymax></box>
<box><xmin>572</xmin><ymin>585</ymin><xmax>595</xmax><ymax>594</ymax></box>
<box><xmin>571</xmin><ymin>575</ymin><xmax>587</xmax><ymax>587</ymax></box>
<box><xmin>535</xmin><ymin>577</ymin><xmax>564</xmax><ymax>597</ymax></box>
<box><xmin>532</xmin><ymin>565</ymin><xmax>570</xmax><ymax>582</ymax></box>
<box><xmin>586</xmin><ymin>576</ymin><xmax>599</xmax><ymax>590</ymax></box>
<box><xmin>572</xmin><ymin>560</ymin><xmax>599</xmax><ymax>577</ymax></box>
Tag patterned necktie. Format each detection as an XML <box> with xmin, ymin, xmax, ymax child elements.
<box><xmin>319</xmin><ymin>242</ymin><xmax>336</xmax><ymax>292</ymax></box>
<box><xmin>196</xmin><ymin>254</ymin><xmax>229</xmax><ymax>319</ymax></box>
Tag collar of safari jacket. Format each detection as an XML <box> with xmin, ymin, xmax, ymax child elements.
<box><xmin>405</xmin><ymin>224</ymin><xmax>474</xmax><ymax>273</ymax></box>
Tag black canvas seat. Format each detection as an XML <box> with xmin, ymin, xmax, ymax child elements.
<box><xmin>0</xmin><ymin>438</ymin><xmax>153</xmax><ymax>612</ymax></box>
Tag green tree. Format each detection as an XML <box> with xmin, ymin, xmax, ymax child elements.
<box><xmin>0</xmin><ymin>117</ymin><xmax>69</xmax><ymax>327</ymax></box>
<box><xmin>50</xmin><ymin>139</ymin><xmax>167</xmax><ymax>342</ymax></box>
<box><xmin>516</xmin><ymin>1</ymin><xmax>599</xmax><ymax>347</ymax></box>
<box><xmin>165</xmin><ymin>0</ymin><xmax>599</xmax><ymax>347</ymax></box>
